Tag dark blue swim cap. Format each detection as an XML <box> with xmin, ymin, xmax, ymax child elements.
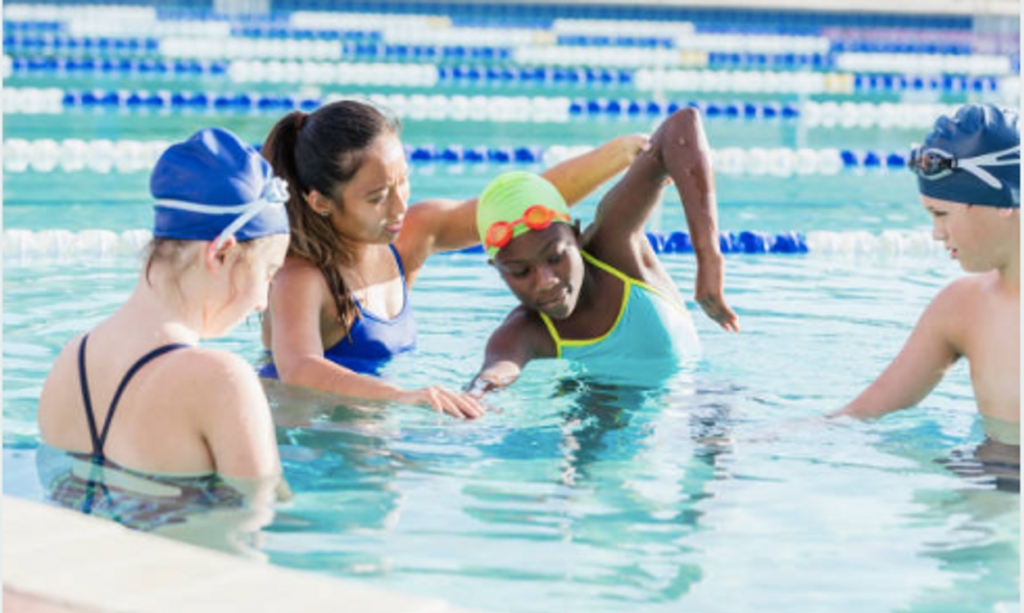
<box><xmin>151</xmin><ymin>128</ymin><xmax>290</xmax><ymax>244</ymax></box>
<box><xmin>913</xmin><ymin>104</ymin><xmax>1019</xmax><ymax>208</ymax></box>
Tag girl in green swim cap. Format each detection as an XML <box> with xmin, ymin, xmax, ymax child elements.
<box><xmin>471</xmin><ymin>108</ymin><xmax>740</xmax><ymax>393</ymax></box>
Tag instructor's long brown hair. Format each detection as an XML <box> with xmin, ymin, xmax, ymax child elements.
<box><xmin>263</xmin><ymin>100</ymin><xmax>401</xmax><ymax>339</ymax></box>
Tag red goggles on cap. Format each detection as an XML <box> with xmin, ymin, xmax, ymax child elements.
<box><xmin>484</xmin><ymin>204</ymin><xmax>570</xmax><ymax>251</ymax></box>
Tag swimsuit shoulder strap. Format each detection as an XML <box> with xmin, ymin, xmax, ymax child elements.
<box><xmin>388</xmin><ymin>243</ymin><xmax>409</xmax><ymax>290</ymax></box>
<box><xmin>535</xmin><ymin>251</ymin><xmax>633</xmax><ymax>355</ymax></box>
<box><xmin>77</xmin><ymin>334</ymin><xmax>101</xmax><ymax>459</ymax></box>
<box><xmin>580</xmin><ymin>250</ymin><xmax>631</xmax><ymax>284</ymax></box>
<box><xmin>537</xmin><ymin>312</ymin><xmax>563</xmax><ymax>359</ymax></box>
<box><xmin>580</xmin><ymin>249</ymin><xmax>663</xmax><ymax>296</ymax></box>
<box><xmin>78</xmin><ymin>336</ymin><xmax>191</xmax><ymax>462</ymax></box>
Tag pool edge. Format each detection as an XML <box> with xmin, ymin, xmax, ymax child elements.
<box><xmin>3</xmin><ymin>495</ymin><xmax>490</xmax><ymax>613</ymax></box>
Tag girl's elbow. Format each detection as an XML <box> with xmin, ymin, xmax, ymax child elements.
<box><xmin>275</xmin><ymin>356</ymin><xmax>315</xmax><ymax>387</ymax></box>
<box><xmin>663</xmin><ymin>107</ymin><xmax>701</xmax><ymax>134</ymax></box>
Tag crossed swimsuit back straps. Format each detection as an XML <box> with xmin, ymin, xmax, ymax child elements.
<box><xmin>77</xmin><ymin>333</ymin><xmax>191</xmax><ymax>463</ymax></box>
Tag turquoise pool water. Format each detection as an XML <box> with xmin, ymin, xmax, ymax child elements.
<box><xmin>3</xmin><ymin>5</ymin><xmax>1019</xmax><ymax>613</ymax></box>
<box><xmin>5</xmin><ymin>251</ymin><xmax>1018</xmax><ymax>612</ymax></box>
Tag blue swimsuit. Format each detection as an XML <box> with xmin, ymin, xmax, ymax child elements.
<box><xmin>261</xmin><ymin>244</ymin><xmax>417</xmax><ymax>377</ymax></box>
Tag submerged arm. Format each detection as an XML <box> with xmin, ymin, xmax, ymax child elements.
<box><xmin>831</xmin><ymin>288</ymin><xmax>961</xmax><ymax>419</ymax></box>
<box><xmin>468</xmin><ymin>311</ymin><xmax>552</xmax><ymax>395</ymax></box>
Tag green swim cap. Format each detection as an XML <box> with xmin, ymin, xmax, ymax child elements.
<box><xmin>477</xmin><ymin>171</ymin><xmax>571</xmax><ymax>258</ymax></box>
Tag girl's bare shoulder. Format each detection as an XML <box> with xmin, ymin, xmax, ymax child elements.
<box><xmin>271</xmin><ymin>256</ymin><xmax>331</xmax><ymax>301</ymax></box>
<box><xmin>154</xmin><ymin>348</ymin><xmax>268</xmax><ymax>418</ymax></box>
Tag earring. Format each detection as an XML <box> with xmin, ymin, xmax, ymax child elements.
<box><xmin>319</xmin><ymin>210</ymin><xmax>330</xmax><ymax>218</ymax></box>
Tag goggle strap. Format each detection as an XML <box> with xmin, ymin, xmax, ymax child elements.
<box><xmin>960</xmin><ymin>165</ymin><xmax>1003</xmax><ymax>189</ymax></box>
<box><xmin>957</xmin><ymin>145</ymin><xmax>1020</xmax><ymax>168</ymax></box>
<box><xmin>957</xmin><ymin>145</ymin><xmax>1020</xmax><ymax>189</ymax></box>
<box><xmin>213</xmin><ymin>198</ymin><xmax>277</xmax><ymax>248</ymax></box>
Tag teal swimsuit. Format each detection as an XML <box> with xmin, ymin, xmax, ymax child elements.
<box><xmin>538</xmin><ymin>251</ymin><xmax>701</xmax><ymax>377</ymax></box>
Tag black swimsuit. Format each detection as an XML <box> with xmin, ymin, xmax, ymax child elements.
<box><xmin>78</xmin><ymin>333</ymin><xmax>190</xmax><ymax>463</ymax></box>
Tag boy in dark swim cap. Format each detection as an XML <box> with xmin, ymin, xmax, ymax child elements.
<box><xmin>834</xmin><ymin>104</ymin><xmax>1019</xmax><ymax>428</ymax></box>
<box><xmin>469</xmin><ymin>108</ymin><xmax>740</xmax><ymax>392</ymax></box>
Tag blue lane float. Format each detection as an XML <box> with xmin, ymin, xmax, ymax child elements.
<box><xmin>349</xmin><ymin>43</ymin><xmax>514</xmax><ymax>61</ymax></box>
<box><xmin>5</xmin><ymin>85</ymin><xmax>958</xmax><ymax>134</ymax></box>
<box><xmin>830</xmin><ymin>40</ymin><xmax>973</xmax><ymax>55</ymax></box>
<box><xmin>648</xmin><ymin>230</ymin><xmax>808</xmax><ymax>254</ymax></box>
<box><xmin>1</xmin><ymin>35</ymin><xmax>518</xmax><ymax>62</ymax></box>
<box><xmin>707</xmin><ymin>51</ymin><xmax>837</xmax><ymax>70</ymax></box>
<box><xmin>453</xmin><ymin>231</ymin><xmax>808</xmax><ymax>255</ymax></box>
<box><xmin>555</xmin><ymin>34</ymin><xmax>676</xmax><ymax>48</ymax></box>
<box><xmin>566</xmin><ymin>99</ymin><xmax>802</xmax><ymax>119</ymax></box>
<box><xmin>1</xmin><ymin>5</ymin><xmax>978</xmax><ymax>33</ymax></box>
<box><xmin>11</xmin><ymin>56</ymin><xmax>228</xmax><ymax>76</ymax></box>
<box><xmin>6</xmin><ymin>49</ymin><xmax>1006</xmax><ymax>96</ymax></box>
<box><xmin>438</xmin><ymin>64</ymin><xmax>631</xmax><ymax>85</ymax></box>
<box><xmin>6</xmin><ymin>35</ymin><xmax>998</xmax><ymax>75</ymax></box>
<box><xmin>2</xmin><ymin>20</ymin><xmax>65</xmax><ymax>34</ymax></box>
<box><xmin>230</xmin><ymin>26</ymin><xmax>382</xmax><ymax>41</ymax></box>
<box><xmin>2</xmin><ymin>228</ymin><xmax>942</xmax><ymax>261</ymax></box>
<box><xmin>3</xmin><ymin>134</ymin><xmax>916</xmax><ymax>175</ymax></box>
<box><xmin>4</xmin><ymin>35</ymin><xmax>160</xmax><ymax>54</ymax></box>
<box><xmin>6</xmin><ymin>4</ymin><xmax>974</xmax><ymax>29</ymax></box>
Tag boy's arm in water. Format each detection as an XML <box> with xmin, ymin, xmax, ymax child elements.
<box><xmin>831</xmin><ymin>283</ymin><xmax>963</xmax><ymax>419</ymax></box>
<box><xmin>584</xmin><ymin>108</ymin><xmax>739</xmax><ymax>331</ymax></box>
<box><xmin>400</xmin><ymin>134</ymin><xmax>650</xmax><ymax>261</ymax></box>
<box><xmin>468</xmin><ymin>309</ymin><xmax>554</xmax><ymax>395</ymax></box>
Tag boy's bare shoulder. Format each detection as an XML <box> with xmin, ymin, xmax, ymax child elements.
<box><xmin>931</xmin><ymin>273</ymin><xmax>997</xmax><ymax>311</ymax></box>
<box><xmin>923</xmin><ymin>273</ymin><xmax>1005</xmax><ymax>349</ymax></box>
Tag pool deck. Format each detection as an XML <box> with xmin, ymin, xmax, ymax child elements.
<box><xmin>3</xmin><ymin>495</ymin><xmax>487</xmax><ymax>613</ymax></box>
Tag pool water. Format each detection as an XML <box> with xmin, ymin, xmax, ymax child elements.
<box><xmin>3</xmin><ymin>4</ymin><xmax>1019</xmax><ymax>613</ymax></box>
<box><xmin>5</xmin><ymin>250</ymin><xmax>1017</xmax><ymax>612</ymax></box>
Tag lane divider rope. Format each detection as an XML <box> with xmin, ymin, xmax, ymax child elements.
<box><xmin>2</xmin><ymin>229</ymin><xmax>942</xmax><ymax>261</ymax></box>
<box><xmin>3</xmin><ymin>87</ymin><xmax>978</xmax><ymax>129</ymax></box>
<box><xmin>2</xmin><ymin>138</ymin><xmax>921</xmax><ymax>175</ymax></box>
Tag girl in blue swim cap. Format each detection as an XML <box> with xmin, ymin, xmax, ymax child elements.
<box><xmin>834</xmin><ymin>104</ymin><xmax>1019</xmax><ymax>433</ymax></box>
<box><xmin>260</xmin><ymin>100</ymin><xmax>648</xmax><ymax>419</ymax></box>
<box><xmin>38</xmin><ymin>128</ymin><xmax>291</xmax><ymax>481</ymax></box>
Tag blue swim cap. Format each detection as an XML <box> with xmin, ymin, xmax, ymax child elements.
<box><xmin>151</xmin><ymin>128</ymin><xmax>290</xmax><ymax>245</ymax></box>
<box><xmin>912</xmin><ymin>104</ymin><xmax>1020</xmax><ymax>208</ymax></box>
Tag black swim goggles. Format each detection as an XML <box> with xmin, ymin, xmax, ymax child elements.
<box><xmin>907</xmin><ymin>144</ymin><xmax>1020</xmax><ymax>189</ymax></box>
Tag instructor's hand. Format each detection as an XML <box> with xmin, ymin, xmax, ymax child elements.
<box><xmin>401</xmin><ymin>386</ymin><xmax>486</xmax><ymax>420</ymax></box>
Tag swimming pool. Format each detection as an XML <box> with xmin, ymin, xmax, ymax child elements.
<box><xmin>3</xmin><ymin>3</ymin><xmax>1019</xmax><ymax>612</ymax></box>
